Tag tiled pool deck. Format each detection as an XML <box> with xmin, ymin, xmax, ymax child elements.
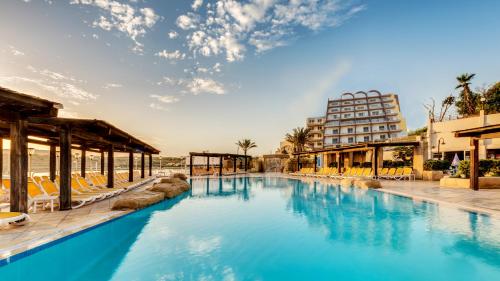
<box><xmin>1</xmin><ymin>174</ymin><xmax>500</xmax><ymax>262</ymax></box>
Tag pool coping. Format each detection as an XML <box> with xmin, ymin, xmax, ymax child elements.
<box><xmin>0</xmin><ymin>177</ymin><xmax>156</xmax><ymax>264</ymax></box>
<box><xmin>2</xmin><ymin>173</ymin><xmax>500</xmax><ymax>266</ymax></box>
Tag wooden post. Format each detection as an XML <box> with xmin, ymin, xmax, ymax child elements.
<box><xmin>233</xmin><ymin>157</ymin><xmax>237</xmax><ymax>172</ymax></box>
<box><xmin>189</xmin><ymin>155</ymin><xmax>193</xmax><ymax>176</ymax></box>
<box><xmin>107</xmin><ymin>145</ymin><xmax>114</xmax><ymax>188</ymax></box>
<box><xmin>0</xmin><ymin>139</ymin><xmax>3</xmax><ymax>187</ymax></box>
<box><xmin>244</xmin><ymin>156</ymin><xmax>247</xmax><ymax>171</ymax></box>
<box><xmin>128</xmin><ymin>151</ymin><xmax>133</xmax><ymax>182</ymax></box>
<box><xmin>372</xmin><ymin>147</ymin><xmax>378</xmax><ymax>177</ymax></box>
<box><xmin>49</xmin><ymin>144</ymin><xmax>56</xmax><ymax>181</ymax></box>
<box><xmin>10</xmin><ymin>119</ymin><xmax>28</xmax><ymax>213</ymax></box>
<box><xmin>100</xmin><ymin>150</ymin><xmax>105</xmax><ymax>175</ymax></box>
<box><xmin>59</xmin><ymin>126</ymin><xmax>72</xmax><ymax>210</ymax></box>
<box><xmin>297</xmin><ymin>155</ymin><xmax>301</xmax><ymax>171</ymax></box>
<box><xmin>206</xmin><ymin>156</ymin><xmax>210</xmax><ymax>171</ymax></box>
<box><xmin>149</xmin><ymin>154</ymin><xmax>152</xmax><ymax>177</ymax></box>
<box><xmin>337</xmin><ymin>153</ymin><xmax>342</xmax><ymax>174</ymax></box>
<box><xmin>219</xmin><ymin>156</ymin><xmax>223</xmax><ymax>176</ymax></box>
<box><xmin>314</xmin><ymin>154</ymin><xmax>318</xmax><ymax>173</ymax></box>
<box><xmin>470</xmin><ymin>138</ymin><xmax>479</xmax><ymax>191</ymax></box>
<box><xmin>80</xmin><ymin>149</ymin><xmax>86</xmax><ymax>178</ymax></box>
<box><xmin>141</xmin><ymin>152</ymin><xmax>145</xmax><ymax>178</ymax></box>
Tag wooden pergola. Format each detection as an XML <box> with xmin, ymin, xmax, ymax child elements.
<box><xmin>188</xmin><ymin>152</ymin><xmax>251</xmax><ymax>176</ymax></box>
<box><xmin>455</xmin><ymin>124</ymin><xmax>500</xmax><ymax>190</ymax></box>
<box><xmin>0</xmin><ymin>87</ymin><xmax>160</xmax><ymax>212</ymax></box>
<box><xmin>293</xmin><ymin>140</ymin><xmax>421</xmax><ymax>177</ymax></box>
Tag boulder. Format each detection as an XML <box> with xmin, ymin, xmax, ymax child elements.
<box><xmin>172</xmin><ymin>173</ymin><xmax>188</xmax><ymax>181</ymax></box>
<box><xmin>341</xmin><ymin>178</ymin><xmax>355</xmax><ymax>187</ymax></box>
<box><xmin>112</xmin><ymin>191</ymin><xmax>164</xmax><ymax>210</ymax></box>
<box><xmin>149</xmin><ymin>183</ymin><xmax>184</xmax><ymax>199</ymax></box>
<box><xmin>355</xmin><ymin>179</ymin><xmax>382</xmax><ymax>189</ymax></box>
<box><xmin>159</xmin><ymin>177</ymin><xmax>190</xmax><ymax>192</ymax></box>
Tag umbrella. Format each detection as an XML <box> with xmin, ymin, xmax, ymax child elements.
<box><xmin>451</xmin><ymin>153</ymin><xmax>460</xmax><ymax>167</ymax></box>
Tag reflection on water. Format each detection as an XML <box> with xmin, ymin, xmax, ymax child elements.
<box><xmin>1</xmin><ymin>176</ymin><xmax>500</xmax><ymax>281</ymax></box>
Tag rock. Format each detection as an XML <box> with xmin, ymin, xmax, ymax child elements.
<box><xmin>159</xmin><ymin>177</ymin><xmax>190</xmax><ymax>192</ymax></box>
<box><xmin>149</xmin><ymin>183</ymin><xmax>184</xmax><ymax>199</ymax></box>
<box><xmin>355</xmin><ymin>179</ymin><xmax>382</xmax><ymax>189</ymax></box>
<box><xmin>112</xmin><ymin>191</ymin><xmax>164</xmax><ymax>210</ymax></box>
<box><xmin>341</xmin><ymin>178</ymin><xmax>354</xmax><ymax>187</ymax></box>
<box><xmin>172</xmin><ymin>173</ymin><xmax>187</xmax><ymax>181</ymax></box>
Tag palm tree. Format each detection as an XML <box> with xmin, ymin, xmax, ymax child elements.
<box><xmin>236</xmin><ymin>139</ymin><xmax>257</xmax><ymax>170</ymax></box>
<box><xmin>455</xmin><ymin>73</ymin><xmax>477</xmax><ymax>115</ymax></box>
<box><xmin>285</xmin><ymin>127</ymin><xmax>312</xmax><ymax>153</ymax></box>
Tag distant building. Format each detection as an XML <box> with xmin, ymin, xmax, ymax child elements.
<box><xmin>306</xmin><ymin>117</ymin><xmax>325</xmax><ymax>150</ymax></box>
<box><xmin>307</xmin><ymin>90</ymin><xmax>406</xmax><ymax>148</ymax></box>
<box><xmin>427</xmin><ymin>110</ymin><xmax>500</xmax><ymax>160</ymax></box>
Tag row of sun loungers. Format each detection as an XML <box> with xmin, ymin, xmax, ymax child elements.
<box><xmin>1</xmin><ymin>171</ymin><xmax>153</xmax><ymax>213</ymax></box>
<box><xmin>191</xmin><ymin>167</ymin><xmax>247</xmax><ymax>176</ymax></box>
<box><xmin>290</xmin><ymin>167</ymin><xmax>415</xmax><ymax>181</ymax></box>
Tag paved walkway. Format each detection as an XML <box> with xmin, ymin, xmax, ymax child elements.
<box><xmin>0</xmin><ymin>179</ymin><xmax>155</xmax><ymax>261</ymax></box>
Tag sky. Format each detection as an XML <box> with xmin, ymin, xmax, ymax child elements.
<box><xmin>1</xmin><ymin>0</ymin><xmax>499</xmax><ymax>156</ymax></box>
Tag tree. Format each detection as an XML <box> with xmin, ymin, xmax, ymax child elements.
<box><xmin>438</xmin><ymin>95</ymin><xmax>455</xmax><ymax>121</ymax></box>
<box><xmin>285</xmin><ymin>127</ymin><xmax>312</xmax><ymax>153</ymax></box>
<box><xmin>484</xmin><ymin>82</ymin><xmax>500</xmax><ymax>114</ymax></box>
<box><xmin>455</xmin><ymin>73</ymin><xmax>479</xmax><ymax>116</ymax></box>
<box><xmin>236</xmin><ymin>139</ymin><xmax>257</xmax><ymax>157</ymax></box>
<box><xmin>392</xmin><ymin>146</ymin><xmax>413</xmax><ymax>162</ymax></box>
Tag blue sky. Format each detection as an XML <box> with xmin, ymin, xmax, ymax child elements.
<box><xmin>1</xmin><ymin>0</ymin><xmax>499</xmax><ymax>156</ymax></box>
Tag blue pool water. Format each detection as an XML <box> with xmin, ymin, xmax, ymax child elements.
<box><xmin>1</xmin><ymin>176</ymin><xmax>500</xmax><ymax>280</ymax></box>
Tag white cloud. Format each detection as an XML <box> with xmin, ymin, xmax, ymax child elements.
<box><xmin>175</xmin><ymin>0</ymin><xmax>364</xmax><ymax>62</ymax></box>
<box><xmin>192</xmin><ymin>0</ymin><xmax>204</xmax><ymax>10</ymax></box>
<box><xmin>168</xmin><ymin>30</ymin><xmax>178</xmax><ymax>39</ymax></box>
<box><xmin>149</xmin><ymin>103</ymin><xmax>167</xmax><ymax>111</ymax></box>
<box><xmin>150</xmin><ymin>94</ymin><xmax>180</xmax><ymax>104</ymax></box>
<box><xmin>187</xmin><ymin>78</ymin><xmax>225</xmax><ymax>95</ymax></box>
<box><xmin>71</xmin><ymin>0</ymin><xmax>160</xmax><ymax>51</ymax></box>
<box><xmin>176</xmin><ymin>13</ymin><xmax>199</xmax><ymax>30</ymax></box>
<box><xmin>155</xmin><ymin>50</ymin><xmax>186</xmax><ymax>60</ymax></box>
<box><xmin>9</xmin><ymin>46</ymin><xmax>25</xmax><ymax>56</ymax></box>
<box><xmin>103</xmin><ymin>83</ymin><xmax>122</xmax><ymax>89</ymax></box>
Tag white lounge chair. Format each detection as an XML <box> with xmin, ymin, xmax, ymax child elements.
<box><xmin>0</xmin><ymin>212</ymin><xmax>30</xmax><ymax>225</ymax></box>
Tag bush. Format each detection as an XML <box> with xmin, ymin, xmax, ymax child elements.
<box><xmin>383</xmin><ymin>160</ymin><xmax>408</xmax><ymax>168</ymax></box>
<box><xmin>328</xmin><ymin>162</ymin><xmax>338</xmax><ymax>168</ymax></box>
<box><xmin>457</xmin><ymin>159</ymin><xmax>500</xmax><ymax>178</ymax></box>
<box><xmin>424</xmin><ymin>160</ymin><xmax>451</xmax><ymax>171</ymax></box>
<box><xmin>362</xmin><ymin>162</ymin><xmax>372</xmax><ymax>168</ymax></box>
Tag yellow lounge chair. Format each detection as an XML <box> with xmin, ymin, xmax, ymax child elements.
<box><xmin>40</xmin><ymin>179</ymin><xmax>96</xmax><ymax>209</ymax></box>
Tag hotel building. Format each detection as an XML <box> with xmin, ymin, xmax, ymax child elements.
<box><xmin>306</xmin><ymin>116</ymin><xmax>325</xmax><ymax>150</ymax></box>
<box><xmin>308</xmin><ymin>90</ymin><xmax>407</xmax><ymax>148</ymax></box>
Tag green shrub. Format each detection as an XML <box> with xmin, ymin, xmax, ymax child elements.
<box><xmin>457</xmin><ymin>159</ymin><xmax>500</xmax><ymax>178</ymax></box>
<box><xmin>424</xmin><ymin>160</ymin><xmax>451</xmax><ymax>171</ymax></box>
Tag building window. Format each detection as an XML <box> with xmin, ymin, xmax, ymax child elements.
<box><xmin>363</xmin><ymin>127</ymin><xmax>369</xmax><ymax>132</ymax></box>
<box><xmin>371</xmin><ymin>111</ymin><xmax>379</xmax><ymax>116</ymax></box>
<box><xmin>332</xmin><ymin>129</ymin><xmax>339</xmax><ymax>134</ymax></box>
<box><xmin>348</xmin><ymin>137</ymin><xmax>354</xmax><ymax>143</ymax></box>
<box><xmin>379</xmin><ymin>125</ymin><xmax>385</xmax><ymax>131</ymax></box>
<box><xmin>380</xmin><ymin>134</ymin><xmax>386</xmax><ymax>140</ymax></box>
<box><xmin>347</xmin><ymin>128</ymin><xmax>354</xmax><ymax>133</ymax></box>
<box><xmin>364</xmin><ymin>136</ymin><xmax>370</xmax><ymax>142</ymax></box>
<box><xmin>344</xmin><ymin>114</ymin><xmax>351</xmax><ymax>118</ymax></box>
<box><xmin>358</xmin><ymin>112</ymin><xmax>364</xmax><ymax>117</ymax></box>
<box><xmin>390</xmin><ymin>124</ymin><xmax>397</xmax><ymax>130</ymax></box>
<box><xmin>332</xmin><ymin>138</ymin><xmax>338</xmax><ymax>144</ymax></box>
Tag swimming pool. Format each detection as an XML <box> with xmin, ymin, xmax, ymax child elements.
<box><xmin>1</xmin><ymin>176</ymin><xmax>500</xmax><ymax>280</ymax></box>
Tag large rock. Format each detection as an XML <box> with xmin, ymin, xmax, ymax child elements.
<box><xmin>159</xmin><ymin>177</ymin><xmax>190</xmax><ymax>192</ymax></box>
<box><xmin>149</xmin><ymin>183</ymin><xmax>184</xmax><ymax>199</ymax></box>
<box><xmin>354</xmin><ymin>179</ymin><xmax>382</xmax><ymax>189</ymax></box>
<box><xmin>172</xmin><ymin>173</ymin><xmax>187</xmax><ymax>181</ymax></box>
<box><xmin>341</xmin><ymin>178</ymin><xmax>355</xmax><ymax>187</ymax></box>
<box><xmin>112</xmin><ymin>191</ymin><xmax>164</xmax><ymax>210</ymax></box>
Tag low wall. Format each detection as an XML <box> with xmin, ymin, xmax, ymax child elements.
<box><xmin>422</xmin><ymin>171</ymin><xmax>444</xmax><ymax>181</ymax></box>
<box><xmin>440</xmin><ymin>177</ymin><xmax>500</xmax><ymax>189</ymax></box>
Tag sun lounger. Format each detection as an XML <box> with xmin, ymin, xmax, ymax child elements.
<box><xmin>40</xmin><ymin>179</ymin><xmax>96</xmax><ymax>209</ymax></box>
<box><xmin>28</xmin><ymin>181</ymin><xmax>57</xmax><ymax>213</ymax></box>
<box><xmin>0</xmin><ymin>212</ymin><xmax>30</xmax><ymax>225</ymax></box>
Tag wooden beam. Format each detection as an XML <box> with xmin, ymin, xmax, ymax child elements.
<box><xmin>10</xmin><ymin>119</ymin><xmax>28</xmax><ymax>213</ymax></box>
<box><xmin>206</xmin><ymin>156</ymin><xmax>210</xmax><ymax>172</ymax></box>
<box><xmin>107</xmin><ymin>145</ymin><xmax>114</xmax><ymax>188</ymax></box>
<box><xmin>244</xmin><ymin>156</ymin><xmax>247</xmax><ymax>171</ymax></box>
<box><xmin>80</xmin><ymin>149</ymin><xmax>86</xmax><ymax>178</ymax></box>
<box><xmin>49</xmin><ymin>144</ymin><xmax>56</xmax><ymax>181</ymax></box>
<box><xmin>149</xmin><ymin>154</ymin><xmax>152</xmax><ymax>177</ymax></box>
<box><xmin>100</xmin><ymin>151</ymin><xmax>105</xmax><ymax>175</ymax></box>
<box><xmin>59</xmin><ymin>126</ymin><xmax>72</xmax><ymax>210</ymax></box>
<box><xmin>0</xmin><ymin>139</ymin><xmax>2</xmax><ymax>188</ymax></box>
<box><xmin>219</xmin><ymin>155</ymin><xmax>223</xmax><ymax>176</ymax></box>
<box><xmin>470</xmin><ymin>138</ymin><xmax>479</xmax><ymax>191</ymax></box>
<box><xmin>141</xmin><ymin>152</ymin><xmax>145</xmax><ymax>178</ymax></box>
<box><xmin>372</xmin><ymin>148</ymin><xmax>378</xmax><ymax>177</ymax></box>
<box><xmin>189</xmin><ymin>155</ymin><xmax>193</xmax><ymax>176</ymax></box>
<box><xmin>128</xmin><ymin>151</ymin><xmax>133</xmax><ymax>182</ymax></box>
<box><xmin>314</xmin><ymin>154</ymin><xmax>318</xmax><ymax>173</ymax></box>
<box><xmin>233</xmin><ymin>157</ymin><xmax>237</xmax><ymax>173</ymax></box>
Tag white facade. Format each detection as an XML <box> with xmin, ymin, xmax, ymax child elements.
<box><xmin>321</xmin><ymin>91</ymin><xmax>407</xmax><ymax>147</ymax></box>
<box><xmin>306</xmin><ymin>117</ymin><xmax>325</xmax><ymax>149</ymax></box>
